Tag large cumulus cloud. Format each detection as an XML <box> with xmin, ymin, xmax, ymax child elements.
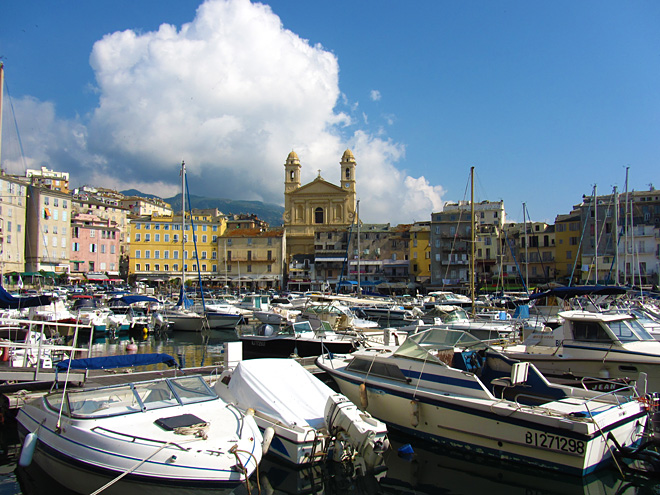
<box><xmin>3</xmin><ymin>0</ymin><xmax>445</xmax><ymax>224</ymax></box>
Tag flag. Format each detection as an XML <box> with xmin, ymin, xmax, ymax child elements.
<box><xmin>18</xmin><ymin>275</ymin><xmax>24</xmax><ymax>289</ymax></box>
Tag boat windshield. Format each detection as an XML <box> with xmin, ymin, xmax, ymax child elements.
<box><xmin>46</xmin><ymin>375</ymin><xmax>216</xmax><ymax>419</ymax></box>
<box><xmin>394</xmin><ymin>328</ymin><xmax>486</xmax><ymax>362</ymax></box>
<box><xmin>608</xmin><ymin>318</ymin><xmax>655</xmax><ymax>342</ymax></box>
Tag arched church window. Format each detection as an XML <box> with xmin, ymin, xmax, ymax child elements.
<box><xmin>345</xmin><ymin>167</ymin><xmax>351</xmax><ymax>180</ymax></box>
<box><xmin>290</xmin><ymin>170</ymin><xmax>295</xmax><ymax>181</ymax></box>
<box><xmin>315</xmin><ymin>207</ymin><xmax>324</xmax><ymax>224</ymax></box>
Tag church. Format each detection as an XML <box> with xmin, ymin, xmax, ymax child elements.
<box><xmin>283</xmin><ymin>149</ymin><xmax>357</xmax><ymax>257</ymax></box>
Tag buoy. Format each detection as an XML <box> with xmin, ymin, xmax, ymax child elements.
<box><xmin>359</xmin><ymin>383</ymin><xmax>368</xmax><ymax>409</ymax></box>
<box><xmin>19</xmin><ymin>432</ymin><xmax>38</xmax><ymax>467</ymax></box>
<box><xmin>410</xmin><ymin>399</ymin><xmax>420</xmax><ymax>427</ymax></box>
<box><xmin>262</xmin><ymin>426</ymin><xmax>275</xmax><ymax>455</ymax></box>
<box><xmin>126</xmin><ymin>341</ymin><xmax>138</xmax><ymax>353</ymax></box>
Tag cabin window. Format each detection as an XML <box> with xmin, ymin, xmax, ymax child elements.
<box><xmin>346</xmin><ymin>358</ymin><xmax>408</xmax><ymax>382</ymax></box>
<box><xmin>572</xmin><ymin>321</ymin><xmax>609</xmax><ymax>342</ymax></box>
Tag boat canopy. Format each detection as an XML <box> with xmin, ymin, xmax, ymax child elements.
<box><xmin>0</xmin><ymin>285</ymin><xmax>52</xmax><ymax>309</ymax></box>
<box><xmin>108</xmin><ymin>295</ymin><xmax>159</xmax><ymax>306</ymax></box>
<box><xmin>56</xmin><ymin>353</ymin><xmax>178</xmax><ymax>372</ymax></box>
<box><xmin>529</xmin><ymin>285</ymin><xmax>627</xmax><ymax>300</ymax></box>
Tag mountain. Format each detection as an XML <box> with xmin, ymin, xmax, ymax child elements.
<box><xmin>120</xmin><ymin>190</ymin><xmax>284</xmax><ymax>226</ymax></box>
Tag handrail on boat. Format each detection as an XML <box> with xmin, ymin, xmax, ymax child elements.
<box><xmin>91</xmin><ymin>425</ymin><xmax>190</xmax><ymax>451</ymax></box>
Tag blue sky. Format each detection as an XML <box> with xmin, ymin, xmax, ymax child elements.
<box><xmin>1</xmin><ymin>0</ymin><xmax>659</xmax><ymax>224</ymax></box>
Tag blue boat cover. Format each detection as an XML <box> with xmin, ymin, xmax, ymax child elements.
<box><xmin>529</xmin><ymin>285</ymin><xmax>628</xmax><ymax>301</ymax></box>
<box><xmin>0</xmin><ymin>285</ymin><xmax>52</xmax><ymax>309</ymax></box>
<box><xmin>108</xmin><ymin>295</ymin><xmax>159</xmax><ymax>306</ymax></box>
<box><xmin>56</xmin><ymin>353</ymin><xmax>178</xmax><ymax>371</ymax></box>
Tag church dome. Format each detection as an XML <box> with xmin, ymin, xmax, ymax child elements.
<box><xmin>341</xmin><ymin>149</ymin><xmax>356</xmax><ymax>162</ymax></box>
<box><xmin>287</xmin><ymin>150</ymin><xmax>299</xmax><ymax>160</ymax></box>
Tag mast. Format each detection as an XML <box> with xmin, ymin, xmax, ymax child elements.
<box><xmin>614</xmin><ymin>186</ymin><xmax>619</xmax><ymax>285</ymax></box>
<box><xmin>593</xmin><ymin>184</ymin><xmax>598</xmax><ymax>284</ymax></box>
<box><xmin>523</xmin><ymin>202</ymin><xmax>528</xmax><ymax>292</ymax></box>
<box><xmin>470</xmin><ymin>166</ymin><xmax>475</xmax><ymax>318</ymax></box>
<box><xmin>181</xmin><ymin>161</ymin><xmax>186</xmax><ymax>295</ymax></box>
<box><xmin>624</xmin><ymin>167</ymin><xmax>629</xmax><ymax>283</ymax></box>
<box><xmin>357</xmin><ymin>199</ymin><xmax>361</xmax><ymax>295</ymax></box>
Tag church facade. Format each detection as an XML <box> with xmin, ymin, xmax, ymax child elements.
<box><xmin>283</xmin><ymin>149</ymin><xmax>358</xmax><ymax>259</ymax></box>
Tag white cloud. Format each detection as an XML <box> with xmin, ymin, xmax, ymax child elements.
<box><xmin>370</xmin><ymin>89</ymin><xmax>381</xmax><ymax>101</ymax></box>
<box><xmin>2</xmin><ymin>0</ymin><xmax>445</xmax><ymax>224</ymax></box>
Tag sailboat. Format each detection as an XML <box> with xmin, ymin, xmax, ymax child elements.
<box><xmin>161</xmin><ymin>161</ymin><xmax>206</xmax><ymax>332</ymax></box>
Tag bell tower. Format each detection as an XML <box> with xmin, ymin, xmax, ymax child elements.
<box><xmin>284</xmin><ymin>151</ymin><xmax>301</xmax><ymax>193</ymax></box>
<box><xmin>340</xmin><ymin>149</ymin><xmax>356</xmax><ymax>193</ymax></box>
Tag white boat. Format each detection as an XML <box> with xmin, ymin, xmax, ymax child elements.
<box><xmin>495</xmin><ymin>309</ymin><xmax>660</xmax><ymax>392</ymax></box>
<box><xmin>16</xmin><ymin>354</ymin><xmax>264</xmax><ymax>495</ymax></box>
<box><xmin>237</xmin><ymin>320</ymin><xmax>360</xmax><ymax>359</ymax></box>
<box><xmin>316</xmin><ymin>328</ymin><xmax>649</xmax><ymax>476</ymax></box>
<box><xmin>202</xmin><ymin>302</ymin><xmax>245</xmax><ymax>330</ymax></box>
<box><xmin>214</xmin><ymin>358</ymin><xmax>389</xmax><ymax>469</ymax></box>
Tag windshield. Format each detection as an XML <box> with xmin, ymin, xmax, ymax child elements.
<box><xmin>46</xmin><ymin>375</ymin><xmax>216</xmax><ymax>418</ymax></box>
<box><xmin>609</xmin><ymin>318</ymin><xmax>655</xmax><ymax>342</ymax></box>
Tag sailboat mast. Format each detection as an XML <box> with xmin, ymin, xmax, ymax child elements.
<box><xmin>357</xmin><ymin>199</ymin><xmax>361</xmax><ymax>295</ymax></box>
<box><xmin>181</xmin><ymin>161</ymin><xmax>186</xmax><ymax>293</ymax></box>
<box><xmin>523</xmin><ymin>203</ymin><xmax>528</xmax><ymax>292</ymax></box>
<box><xmin>470</xmin><ymin>166</ymin><xmax>475</xmax><ymax>318</ymax></box>
<box><xmin>614</xmin><ymin>186</ymin><xmax>619</xmax><ymax>285</ymax></box>
<box><xmin>593</xmin><ymin>184</ymin><xmax>598</xmax><ymax>284</ymax></box>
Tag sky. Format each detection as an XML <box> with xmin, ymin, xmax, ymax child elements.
<box><xmin>1</xmin><ymin>0</ymin><xmax>659</xmax><ymax>225</ymax></box>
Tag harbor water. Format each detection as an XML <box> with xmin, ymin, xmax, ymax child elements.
<box><xmin>0</xmin><ymin>328</ymin><xmax>659</xmax><ymax>495</ymax></box>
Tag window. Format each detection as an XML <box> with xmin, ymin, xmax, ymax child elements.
<box><xmin>247</xmin><ymin>265</ymin><xmax>252</xmax><ymax>273</ymax></box>
<box><xmin>90</xmin><ymin>244</ymin><xmax>97</xmax><ymax>253</ymax></box>
<box><xmin>145</xmin><ymin>250</ymin><xmax>151</xmax><ymax>259</ymax></box>
<box><xmin>73</xmin><ymin>242</ymin><xmax>80</xmax><ymax>252</ymax></box>
<box><xmin>314</xmin><ymin>207</ymin><xmax>324</xmax><ymax>224</ymax></box>
<box><xmin>165</xmin><ymin>234</ymin><xmax>170</xmax><ymax>242</ymax></box>
<box><xmin>135</xmin><ymin>263</ymin><xmax>141</xmax><ymax>271</ymax></box>
<box><xmin>110</xmin><ymin>245</ymin><xmax>115</xmax><ymax>254</ymax></box>
<box><xmin>154</xmin><ymin>250</ymin><xmax>160</xmax><ymax>259</ymax></box>
<box><xmin>135</xmin><ymin>250</ymin><xmax>141</xmax><ymax>259</ymax></box>
<box><xmin>155</xmin><ymin>234</ymin><xmax>160</xmax><ymax>242</ymax></box>
<box><xmin>135</xmin><ymin>233</ymin><xmax>141</xmax><ymax>242</ymax></box>
<box><xmin>145</xmin><ymin>234</ymin><xmax>151</xmax><ymax>242</ymax></box>
<box><xmin>164</xmin><ymin>251</ymin><xmax>169</xmax><ymax>259</ymax></box>
<box><xmin>101</xmin><ymin>244</ymin><xmax>106</xmax><ymax>254</ymax></box>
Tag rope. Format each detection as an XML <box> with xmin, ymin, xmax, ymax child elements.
<box><xmin>174</xmin><ymin>422</ymin><xmax>210</xmax><ymax>440</ymax></box>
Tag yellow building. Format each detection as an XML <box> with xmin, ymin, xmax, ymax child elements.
<box><xmin>409</xmin><ymin>222</ymin><xmax>431</xmax><ymax>285</ymax></box>
<box><xmin>128</xmin><ymin>209</ymin><xmax>226</xmax><ymax>285</ymax></box>
<box><xmin>218</xmin><ymin>228</ymin><xmax>285</xmax><ymax>290</ymax></box>
<box><xmin>283</xmin><ymin>150</ymin><xmax>357</xmax><ymax>258</ymax></box>
<box><xmin>554</xmin><ymin>210</ymin><xmax>582</xmax><ymax>284</ymax></box>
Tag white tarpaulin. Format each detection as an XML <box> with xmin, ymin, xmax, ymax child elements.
<box><xmin>228</xmin><ymin>358</ymin><xmax>334</xmax><ymax>429</ymax></box>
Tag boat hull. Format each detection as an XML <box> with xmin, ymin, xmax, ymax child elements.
<box><xmin>317</xmin><ymin>357</ymin><xmax>646</xmax><ymax>476</ymax></box>
<box><xmin>240</xmin><ymin>336</ymin><xmax>356</xmax><ymax>358</ymax></box>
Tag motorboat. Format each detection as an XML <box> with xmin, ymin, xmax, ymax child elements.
<box><xmin>402</xmin><ymin>304</ymin><xmax>523</xmax><ymax>341</ymax></box>
<box><xmin>16</xmin><ymin>353</ymin><xmax>264</xmax><ymax>495</ymax></box>
<box><xmin>495</xmin><ymin>309</ymin><xmax>660</xmax><ymax>393</ymax></box>
<box><xmin>316</xmin><ymin>328</ymin><xmax>650</xmax><ymax>476</ymax></box>
<box><xmin>201</xmin><ymin>302</ymin><xmax>245</xmax><ymax>330</ymax></box>
<box><xmin>237</xmin><ymin>320</ymin><xmax>360</xmax><ymax>359</ymax></box>
<box><xmin>214</xmin><ymin>358</ymin><xmax>389</xmax><ymax>469</ymax></box>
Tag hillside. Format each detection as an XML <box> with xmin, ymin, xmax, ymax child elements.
<box><xmin>120</xmin><ymin>190</ymin><xmax>284</xmax><ymax>226</ymax></box>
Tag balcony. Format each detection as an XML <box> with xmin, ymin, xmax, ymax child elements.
<box><xmin>222</xmin><ymin>256</ymin><xmax>276</xmax><ymax>263</ymax></box>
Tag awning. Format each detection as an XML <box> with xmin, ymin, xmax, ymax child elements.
<box><xmin>315</xmin><ymin>257</ymin><xmax>347</xmax><ymax>262</ymax></box>
<box><xmin>87</xmin><ymin>273</ymin><xmax>109</xmax><ymax>281</ymax></box>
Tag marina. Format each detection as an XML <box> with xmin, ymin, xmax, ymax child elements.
<box><xmin>0</xmin><ymin>324</ymin><xmax>656</xmax><ymax>494</ymax></box>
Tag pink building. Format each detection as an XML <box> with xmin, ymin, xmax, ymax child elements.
<box><xmin>70</xmin><ymin>212</ymin><xmax>121</xmax><ymax>279</ymax></box>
